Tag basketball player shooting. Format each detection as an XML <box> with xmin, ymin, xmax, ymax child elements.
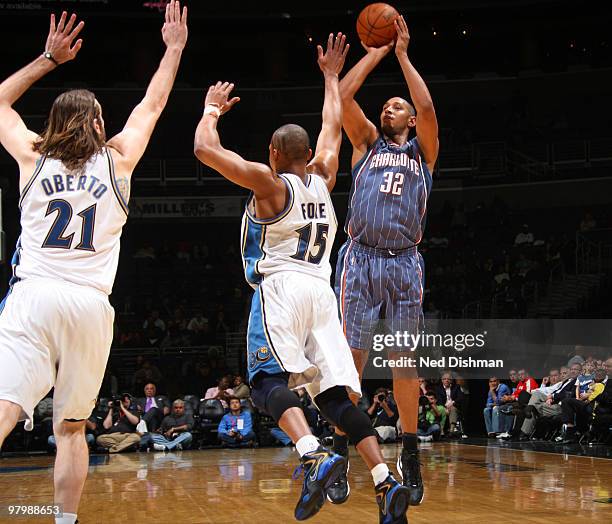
<box><xmin>0</xmin><ymin>3</ymin><xmax>187</xmax><ymax>523</ymax></box>
<box><xmin>194</xmin><ymin>33</ymin><xmax>409</xmax><ymax>523</ymax></box>
<box><xmin>330</xmin><ymin>14</ymin><xmax>439</xmax><ymax>511</ymax></box>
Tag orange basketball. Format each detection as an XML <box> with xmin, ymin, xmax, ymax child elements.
<box><xmin>357</xmin><ymin>3</ymin><xmax>399</xmax><ymax>48</ymax></box>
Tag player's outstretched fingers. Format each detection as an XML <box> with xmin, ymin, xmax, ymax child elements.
<box><xmin>57</xmin><ymin>11</ymin><xmax>67</xmax><ymax>32</ymax></box>
<box><xmin>63</xmin><ymin>13</ymin><xmax>77</xmax><ymax>35</ymax></box>
<box><xmin>68</xmin><ymin>21</ymin><xmax>85</xmax><ymax>42</ymax></box>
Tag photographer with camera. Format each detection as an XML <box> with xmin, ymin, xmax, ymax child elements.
<box><xmin>96</xmin><ymin>394</ymin><xmax>141</xmax><ymax>453</ymax></box>
<box><xmin>417</xmin><ymin>392</ymin><xmax>446</xmax><ymax>442</ymax></box>
<box><xmin>367</xmin><ymin>388</ymin><xmax>399</xmax><ymax>442</ymax></box>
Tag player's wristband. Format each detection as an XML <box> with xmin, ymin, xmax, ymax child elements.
<box><xmin>43</xmin><ymin>51</ymin><xmax>59</xmax><ymax>66</ymax></box>
<box><xmin>203</xmin><ymin>104</ymin><xmax>221</xmax><ymax>118</ymax></box>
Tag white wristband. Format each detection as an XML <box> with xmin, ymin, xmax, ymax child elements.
<box><xmin>204</xmin><ymin>105</ymin><xmax>221</xmax><ymax>118</ymax></box>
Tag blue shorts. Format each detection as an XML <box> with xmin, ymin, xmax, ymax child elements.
<box><xmin>334</xmin><ymin>240</ymin><xmax>424</xmax><ymax>351</ymax></box>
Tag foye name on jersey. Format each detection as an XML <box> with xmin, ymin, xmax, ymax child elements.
<box><xmin>369</xmin><ymin>152</ymin><xmax>421</xmax><ymax>174</ymax></box>
<box><xmin>300</xmin><ymin>202</ymin><xmax>327</xmax><ymax>220</ymax></box>
<box><xmin>40</xmin><ymin>174</ymin><xmax>108</xmax><ymax>200</ymax></box>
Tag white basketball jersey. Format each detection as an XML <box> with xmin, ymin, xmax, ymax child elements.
<box><xmin>241</xmin><ymin>173</ymin><xmax>337</xmax><ymax>287</ymax></box>
<box><xmin>12</xmin><ymin>148</ymin><xmax>128</xmax><ymax>295</ymax></box>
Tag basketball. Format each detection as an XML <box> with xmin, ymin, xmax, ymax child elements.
<box><xmin>357</xmin><ymin>3</ymin><xmax>399</xmax><ymax>48</ymax></box>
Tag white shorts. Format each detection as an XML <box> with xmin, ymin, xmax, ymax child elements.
<box><xmin>247</xmin><ymin>272</ymin><xmax>361</xmax><ymax>399</ymax></box>
<box><xmin>0</xmin><ymin>278</ymin><xmax>114</xmax><ymax>430</ymax></box>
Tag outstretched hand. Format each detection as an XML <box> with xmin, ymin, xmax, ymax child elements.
<box><xmin>317</xmin><ymin>32</ymin><xmax>349</xmax><ymax>76</ymax></box>
<box><xmin>45</xmin><ymin>11</ymin><xmax>85</xmax><ymax>64</ymax></box>
<box><xmin>394</xmin><ymin>15</ymin><xmax>410</xmax><ymax>56</ymax></box>
<box><xmin>162</xmin><ymin>0</ymin><xmax>188</xmax><ymax>50</ymax></box>
<box><xmin>205</xmin><ymin>82</ymin><xmax>240</xmax><ymax>115</ymax></box>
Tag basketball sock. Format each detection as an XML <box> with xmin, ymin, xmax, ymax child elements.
<box><xmin>332</xmin><ymin>433</ymin><xmax>349</xmax><ymax>455</ymax></box>
<box><xmin>371</xmin><ymin>463</ymin><xmax>390</xmax><ymax>486</ymax></box>
<box><xmin>56</xmin><ymin>513</ymin><xmax>77</xmax><ymax>524</ymax></box>
<box><xmin>402</xmin><ymin>433</ymin><xmax>418</xmax><ymax>452</ymax></box>
<box><xmin>296</xmin><ymin>435</ymin><xmax>320</xmax><ymax>457</ymax></box>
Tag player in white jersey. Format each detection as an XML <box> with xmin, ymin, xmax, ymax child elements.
<box><xmin>195</xmin><ymin>34</ymin><xmax>409</xmax><ymax>524</ymax></box>
<box><xmin>0</xmin><ymin>4</ymin><xmax>187</xmax><ymax>523</ymax></box>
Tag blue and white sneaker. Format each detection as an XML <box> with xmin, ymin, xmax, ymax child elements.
<box><xmin>376</xmin><ymin>474</ymin><xmax>410</xmax><ymax>524</ymax></box>
<box><xmin>293</xmin><ymin>446</ymin><xmax>346</xmax><ymax>521</ymax></box>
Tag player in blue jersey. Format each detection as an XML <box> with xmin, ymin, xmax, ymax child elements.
<box><xmin>327</xmin><ymin>16</ymin><xmax>439</xmax><ymax>514</ymax></box>
<box><xmin>195</xmin><ymin>34</ymin><xmax>409</xmax><ymax>524</ymax></box>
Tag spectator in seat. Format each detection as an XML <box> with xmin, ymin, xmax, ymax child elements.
<box><xmin>483</xmin><ymin>377</ymin><xmax>512</xmax><ymax>437</ymax></box>
<box><xmin>435</xmin><ymin>372</ymin><xmax>464</xmax><ymax>434</ymax></box>
<box><xmin>514</xmin><ymin>224</ymin><xmax>534</xmax><ymax>246</ymax></box>
<box><xmin>367</xmin><ymin>387</ymin><xmax>398</xmax><ymax>442</ymax></box>
<box><xmin>418</xmin><ymin>377</ymin><xmax>429</xmax><ymax>397</ymax></box>
<box><xmin>516</xmin><ymin>368</ymin><xmax>564</xmax><ymax>440</ymax></box>
<box><xmin>152</xmin><ymin>399</ymin><xmax>194</xmax><ymax>451</ymax></box>
<box><xmin>232</xmin><ymin>375</ymin><xmax>250</xmax><ymax>400</ymax></box>
<box><xmin>204</xmin><ymin>377</ymin><xmax>234</xmax><ymax>409</ymax></box>
<box><xmin>592</xmin><ymin>358</ymin><xmax>612</xmax><ymax>433</ymax></box>
<box><xmin>417</xmin><ymin>392</ymin><xmax>446</xmax><ymax>442</ymax></box>
<box><xmin>187</xmin><ymin>310</ymin><xmax>209</xmax><ymax>345</ymax></box>
<box><xmin>579</xmin><ymin>212</ymin><xmax>597</xmax><ymax>232</ymax></box>
<box><xmin>503</xmin><ymin>369</ymin><xmax>519</xmax><ymax>397</ymax></box>
<box><xmin>511</xmin><ymin>369</ymin><xmax>538</xmax><ymax>400</ymax></box>
<box><xmin>143</xmin><ymin>310</ymin><xmax>166</xmax><ymax>347</ymax></box>
<box><xmin>97</xmin><ymin>394</ymin><xmax>141</xmax><ymax>453</ymax></box>
<box><xmin>575</xmin><ymin>366</ymin><xmax>594</xmax><ymax>399</ymax></box>
<box><xmin>500</xmin><ymin>368</ymin><xmax>553</xmax><ymax>440</ymax></box>
<box><xmin>133</xmin><ymin>357</ymin><xmax>163</xmax><ymax>392</ymax></box>
<box><xmin>136</xmin><ymin>383</ymin><xmax>170</xmax><ymax>432</ymax></box>
<box><xmin>218</xmin><ymin>397</ymin><xmax>255</xmax><ymax>447</ymax></box>
<box><xmin>559</xmin><ymin>368</ymin><xmax>607</xmax><ymax>443</ymax></box>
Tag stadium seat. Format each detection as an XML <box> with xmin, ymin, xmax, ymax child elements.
<box><xmin>198</xmin><ymin>399</ymin><xmax>225</xmax><ymax>447</ymax></box>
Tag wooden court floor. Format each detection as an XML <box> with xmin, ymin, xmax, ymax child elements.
<box><xmin>1</xmin><ymin>442</ymin><xmax>611</xmax><ymax>523</ymax></box>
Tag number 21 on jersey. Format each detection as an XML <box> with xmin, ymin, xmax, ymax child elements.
<box><xmin>42</xmin><ymin>199</ymin><xmax>97</xmax><ymax>251</ymax></box>
<box><xmin>379</xmin><ymin>171</ymin><xmax>404</xmax><ymax>195</ymax></box>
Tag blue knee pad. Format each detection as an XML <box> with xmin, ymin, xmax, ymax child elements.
<box><xmin>315</xmin><ymin>386</ymin><xmax>376</xmax><ymax>445</ymax></box>
<box><xmin>251</xmin><ymin>373</ymin><xmax>302</xmax><ymax>423</ymax></box>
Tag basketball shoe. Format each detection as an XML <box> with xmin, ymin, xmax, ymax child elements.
<box><xmin>396</xmin><ymin>448</ymin><xmax>424</xmax><ymax>506</ymax></box>
<box><xmin>293</xmin><ymin>446</ymin><xmax>346</xmax><ymax>520</ymax></box>
<box><xmin>375</xmin><ymin>474</ymin><xmax>410</xmax><ymax>524</ymax></box>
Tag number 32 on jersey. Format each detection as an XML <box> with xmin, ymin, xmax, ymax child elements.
<box><xmin>379</xmin><ymin>171</ymin><xmax>404</xmax><ymax>196</ymax></box>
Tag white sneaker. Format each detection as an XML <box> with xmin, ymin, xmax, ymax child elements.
<box><xmin>417</xmin><ymin>435</ymin><xmax>433</xmax><ymax>442</ymax></box>
<box><xmin>496</xmin><ymin>432</ymin><xmax>510</xmax><ymax>439</ymax></box>
<box><xmin>153</xmin><ymin>443</ymin><xmax>167</xmax><ymax>451</ymax></box>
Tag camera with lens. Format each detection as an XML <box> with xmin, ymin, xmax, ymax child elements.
<box><xmin>376</xmin><ymin>393</ymin><xmax>387</xmax><ymax>402</ymax></box>
<box><xmin>111</xmin><ymin>396</ymin><xmax>122</xmax><ymax>409</ymax></box>
<box><xmin>418</xmin><ymin>396</ymin><xmax>430</xmax><ymax>407</ymax></box>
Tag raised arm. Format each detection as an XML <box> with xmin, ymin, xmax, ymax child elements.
<box><xmin>307</xmin><ymin>32</ymin><xmax>349</xmax><ymax>192</ymax></box>
<box><xmin>394</xmin><ymin>16</ymin><xmax>439</xmax><ymax>172</ymax></box>
<box><xmin>107</xmin><ymin>1</ymin><xmax>187</xmax><ymax>177</ymax></box>
<box><xmin>338</xmin><ymin>42</ymin><xmax>392</xmax><ymax>163</ymax></box>
<box><xmin>0</xmin><ymin>12</ymin><xmax>84</xmax><ymax>176</ymax></box>
<box><xmin>193</xmin><ymin>82</ymin><xmax>278</xmax><ymax>196</ymax></box>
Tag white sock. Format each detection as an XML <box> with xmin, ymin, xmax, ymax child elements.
<box><xmin>295</xmin><ymin>435</ymin><xmax>320</xmax><ymax>457</ymax></box>
<box><xmin>56</xmin><ymin>513</ymin><xmax>77</xmax><ymax>524</ymax></box>
<box><xmin>371</xmin><ymin>463</ymin><xmax>390</xmax><ymax>486</ymax></box>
